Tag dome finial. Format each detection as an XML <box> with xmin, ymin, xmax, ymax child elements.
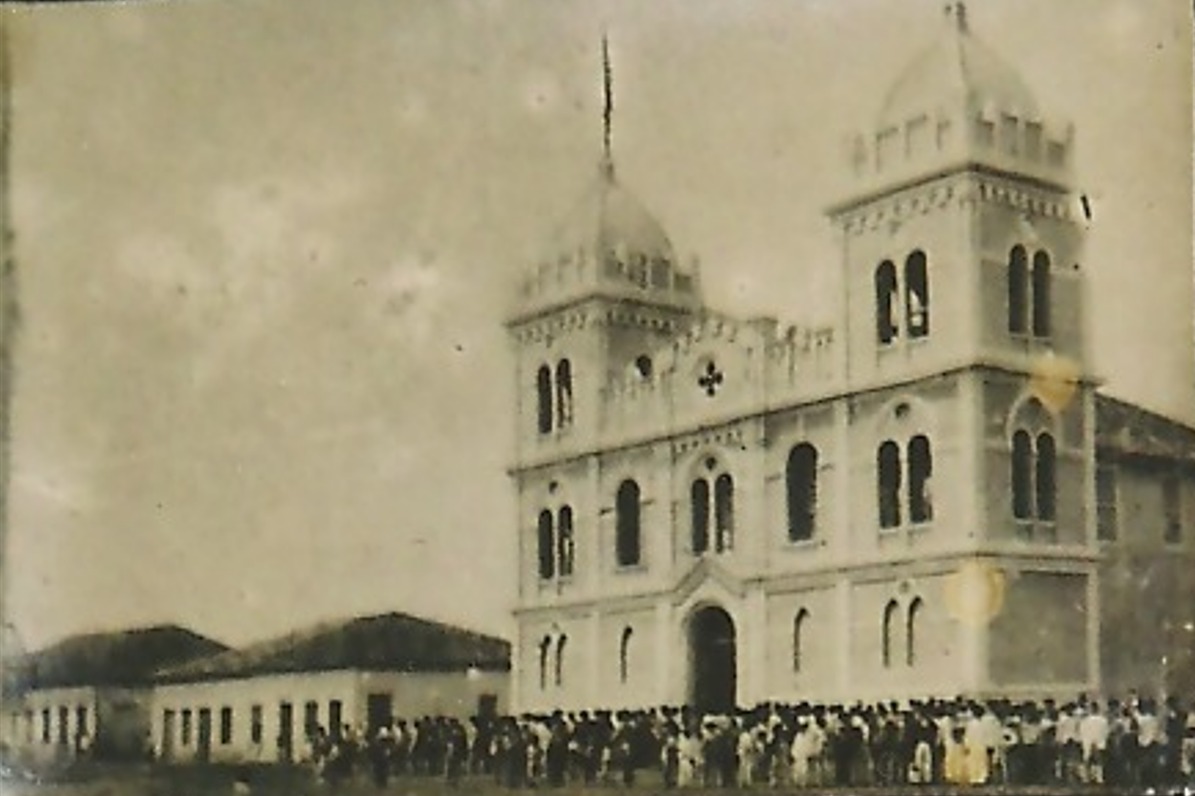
<box><xmin>944</xmin><ymin>2</ymin><xmax>969</xmax><ymax>33</ymax></box>
<box><xmin>601</xmin><ymin>31</ymin><xmax>615</xmax><ymax>179</ymax></box>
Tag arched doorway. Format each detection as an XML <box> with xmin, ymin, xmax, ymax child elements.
<box><xmin>688</xmin><ymin>605</ymin><xmax>737</xmax><ymax>714</ymax></box>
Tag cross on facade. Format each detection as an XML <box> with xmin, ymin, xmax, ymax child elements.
<box><xmin>698</xmin><ymin>360</ymin><xmax>724</xmax><ymax>397</ymax></box>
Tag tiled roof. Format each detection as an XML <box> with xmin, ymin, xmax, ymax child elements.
<box><xmin>1095</xmin><ymin>393</ymin><xmax>1195</xmax><ymax>463</ymax></box>
<box><xmin>155</xmin><ymin>612</ymin><xmax>510</xmax><ymax>684</ymax></box>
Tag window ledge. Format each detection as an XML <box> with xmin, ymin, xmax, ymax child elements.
<box><xmin>785</xmin><ymin>537</ymin><xmax>823</xmax><ymax>550</ymax></box>
<box><xmin>614</xmin><ymin>563</ymin><xmax>648</xmax><ymax>575</ymax></box>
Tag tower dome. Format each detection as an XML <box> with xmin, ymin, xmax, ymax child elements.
<box><xmin>878</xmin><ymin>3</ymin><xmax>1040</xmax><ymax>130</ymax></box>
<box><xmin>834</xmin><ymin>2</ymin><xmax>1074</xmax><ymax>209</ymax></box>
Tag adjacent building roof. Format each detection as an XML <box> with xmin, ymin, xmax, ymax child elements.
<box><xmin>1096</xmin><ymin>393</ymin><xmax>1195</xmax><ymax>464</ymax></box>
<box><xmin>4</xmin><ymin>625</ymin><xmax>228</xmax><ymax>694</ymax></box>
<box><xmin>155</xmin><ymin>612</ymin><xmax>511</xmax><ymax>684</ymax></box>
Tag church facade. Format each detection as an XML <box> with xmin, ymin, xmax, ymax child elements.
<box><xmin>506</xmin><ymin>7</ymin><xmax>1195</xmax><ymax>713</ymax></box>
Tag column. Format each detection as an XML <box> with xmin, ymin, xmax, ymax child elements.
<box><xmin>743</xmin><ymin>588</ymin><xmax>768</xmax><ymax>705</ymax></box>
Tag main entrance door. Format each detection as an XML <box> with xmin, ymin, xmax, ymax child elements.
<box><xmin>688</xmin><ymin>605</ymin><xmax>737</xmax><ymax>715</ymax></box>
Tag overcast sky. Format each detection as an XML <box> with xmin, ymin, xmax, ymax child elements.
<box><xmin>4</xmin><ymin>0</ymin><xmax>1192</xmax><ymax>653</ymax></box>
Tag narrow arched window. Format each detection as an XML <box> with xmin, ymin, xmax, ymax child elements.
<box><xmin>554</xmin><ymin>635</ymin><xmax>567</xmax><ymax>687</ymax></box>
<box><xmin>906</xmin><ymin>598</ymin><xmax>923</xmax><ymax>667</ymax></box>
<box><xmin>1008</xmin><ymin>245</ymin><xmax>1028</xmax><ymax>334</ymax></box>
<box><xmin>786</xmin><ymin>444</ymin><xmax>819</xmax><ymax>542</ymax></box>
<box><xmin>875</xmin><ymin>260</ymin><xmax>899</xmax><ymax>345</ymax></box>
<box><xmin>538</xmin><ymin>636</ymin><xmax>551</xmax><ymax>690</ymax></box>
<box><xmin>691</xmin><ymin>478</ymin><xmax>710</xmax><ymax>555</ymax></box>
<box><xmin>908</xmin><ymin>435</ymin><xmax>933</xmax><ymax>523</ymax></box>
<box><xmin>615</xmin><ymin>480</ymin><xmax>641</xmax><ymax>567</ymax></box>
<box><xmin>536</xmin><ymin>365</ymin><xmax>553</xmax><ymax>435</ymax></box>
<box><xmin>878</xmin><ymin>441</ymin><xmax>902</xmax><ymax>529</ymax></box>
<box><xmin>556</xmin><ymin>505</ymin><xmax>574</xmax><ymax>577</ymax></box>
<box><xmin>619</xmin><ymin>627</ymin><xmax>633</xmax><ymax>684</ymax></box>
<box><xmin>556</xmin><ymin>359</ymin><xmax>573</xmax><ymax>427</ymax></box>
<box><xmin>1032</xmin><ymin>250</ymin><xmax>1051</xmax><ymax>337</ymax></box>
<box><xmin>1036</xmin><ymin>432</ymin><xmax>1056</xmax><ymax>522</ymax></box>
<box><xmin>905</xmin><ymin>250</ymin><xmax>929</xmax><ymax>338</ymax></box>
<box><xmin>537</xmin><ymin>510</ymin><xmax>555</xmax><ymax>580</ymax></box>
<box><xmin>714</xmin><ymin>473</ymin><xmax>735</xmax><ymax>552</ymax></box>
<box><xmin>882</xmin><ymin>600</ymin><xmax>899</xmax><ymax>668</ymax></box>
<box><xmin>1012</xmin><ymin>430</ymin><xmax>1033</xmax><ymax>519</ymax></box>
<box><xmin>793</xmin><ymin>609</ymin><xmax>809</xmax><ymax>673</ymax></box>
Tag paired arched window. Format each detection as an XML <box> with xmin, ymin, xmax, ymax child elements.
<box><xmin>877</xmin><ymin>436</ymin><xmax>933</xmax><ymax>529</ymax></box>
<box><xmin>792</xmin><ymin>609</ymin><xmax>809</xmax><ymax>673</ymax></box>
<box><xmin>1007</xmin><ymin>245</ymin><xmax>1051</xmax><ymax>337</ymax></box>
<box><xmin>786</xmin><ymin>444</ymin><xmax>819</xmax><ymax>542</ymax></box>
<box><xmin>875</xmin><ymin>250</ymin><xmax>931</xmax><ymax>345</ymax></box>
<box><xmin>618</xmin><ymin>627</ymin><xmax>633</xmax><ymax>684</ymax></box>
<box><xmin>615</xmin><ymin>480</ymin><xmax>642</xmax><ymax>567</ymax></box>
<box><xmin>536</xmin><ymin>505</ymin><xmax>575</xmax><ymax>580</ymax></box>
<box><xmin>1010</xmin><ymin>399</ymin><xmax>1057</xmax><ymax>525</ymax></box>
<box><xmin>882</xmin><ymin>598</ymin><xmax>923</xmax><ymax>668</ymax></box>
<box><xmin>534</xmin><ymin>358</ymin><xmax>574</xmax><ymax>435</ymax></box>
<box><xmin>691</xmin><ymin>459</ymin><xmax>734</xmax><ymax>554</ymax></box>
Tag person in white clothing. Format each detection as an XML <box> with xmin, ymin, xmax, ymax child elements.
<box><xmin>1079</xmin><ymin>702</ymin><xmax>1110</xmax><ymax>784</ymax></box>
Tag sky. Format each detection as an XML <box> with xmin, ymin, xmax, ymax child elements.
<box><xmin>3</xmin><ymin>0</ymin><xmax>1192</xmax><ymax>653</ymax></box>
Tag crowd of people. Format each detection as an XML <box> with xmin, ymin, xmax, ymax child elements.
<box><xmin>302</xmin><ymin>692</ymin><xmax>1195</xmax><ymax>790</ymax></box>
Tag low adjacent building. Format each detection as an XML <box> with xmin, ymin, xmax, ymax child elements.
<box><xmin>1</xmin><ymin>625</ymin><xmax>228</xmax><ymax>765</ymax></box>
<box><xmin>150</xmin><ymin>612</ymin><xmax>510</xmax><ymax>765</ymax></box>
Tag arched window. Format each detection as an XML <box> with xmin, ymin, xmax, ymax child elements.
<box><xmin>619</xmin><ymin>627</ymin><xmax>633</xmax><ymax>684</ymax></box>
<box><xmin>906</xmin><ymin>598</ymin><xmax>923</xmax><ymax>667</ymax></box>
<box><xmin>556</xmin><ymin>505</ymin><xmax>574</xmax><ymax>578</ymax></box>
<box><xmin>875</xmin><ymin>260</ymin><xmax>899</xmax><ymax>345</ymax></box>
<box><xmin>1011</xmin><ymin>430</ymin><xmax>1033</xmax><ymax>519</ymax></box>
<box><xmin>908</xmin><ymin>435</ymin><xmax>933</xmax><ymax>523</ymax></box>
<box><xmin>615</xmin><ymin>480</ymin><xmax>641</xmax><ymax>567</ymax></box>
<box><xmin>555</xmin><ymin>359</ymin><xmax>573</xmax><ymax>427</ymax></box>
<box><xmin>690</xmin><ymin>478</ymin><xmax>710</xmax><ymax>555</ymax></box>
<box><xmin>537</xmin><ymin>510</ymin><xmax>555</xmax><ymax>580</ymax></box>
<box><xmin>538</xmin><ymin>636</ymin><xmax>551</xmax><ymax>690</ymax></box>
<box><xmin>1008</xmin><ymin>245</ymin><xmax>1028</xmax><ymax>334</ymax></box>
<box><xmin>1035</xmin><ymin>432</ymin><xmax>1056</xmax><ymax>522</ymax></box>
<box><xmin>792</xmin><ymin>609</ymin><xmax>809</xmax><ymax>673</ymax></box>
<box><xmin>554</xmin><ymin>635</ymin><xmax>567</xmax><ymax>687</ymax></box>
<box><xmin>905</xmin><ymin>250</ymin><xmax>930</xmax><ymax>338</ymax></box>
<box><xmin>882</xmin><ymin>600</ymin><xmax>899</xmax><ymax>668</ymax></box>
<box><xmin>714</xmin><ymin>473</ymin><xmax>735</xmax><ymax>552</ymax></box>
<box><xmin>786</xmin><ymin>444</ymin><xmax>819</xmax><ymax>542</ymax></box>
<box><xmin>878</xmin><ymin>441</ymin><xmax>902</xmax><ymax>529</ymax></box>
<box><xmin>1032</xmin><ymin>250</ymin><xmax>1051</xmax><ymax>337</ymax></box>
<box><xmin>536</xmin><ymin>365</ymin><xmax>553</xmax><ymax>435</ymax></box>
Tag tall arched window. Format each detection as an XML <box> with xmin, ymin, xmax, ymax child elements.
<box><xmin>786</xmin><ymin>444</ymin><xmax>819</xmax><ymax>542</ymax></box>
<box><xmin>619</xmin><ymin>627</ymin><xmax>633</xmax><ymax>684</ymax></box>
<box><xmin>905</xmin><ymin>250</ymin><xmax>930</xmax><ymax>338</ymax></box>
<box><xmin>908</xmin><ymin>435</ymin><xmax>933</xmax><ymax>523</ymax></box>
<box><xmin>1008</xmin><ymin>245</ymin><xmax>1028</xmax><ymax>334</ymax></box>
<box><xmin>555</xmin><ymin>359</ymin><xmax>573</xmax><ymax>427</ymax></box>
<box><xmin>878</xmin><ymin>441</ymin><xmax>902</xmax><ymax>529</ymax></box>
<box><xmin>538</xmin><ymin>636</ymin><xmax>551</xmax><ymax>690</ymax></box>
<box><xmin>537</xmin><ymin>510</ymin><xmax>555</xmax><ymax>580</ymax></box>
<box><xmin>615</xmin><ymin>480</ymin><xmax>641</xmax><ymax>567</ymax></box>
<box><xmin>556</xmin><ymin>505</ymin><xmax>574</xmax><ymax>577</ymax></box>
<box><xmin>875</xmin><ymin>260</ymin><xmax>899</xmax><ymax>345</ymax></box>
<box><xmin>1011</xmin><ymin>430</ymin><xmax>1033</xmax><ymax>519</ymax></box>
<box><xmin>906</xmin><ymin>598</ymin><xmax>923</xmax><ymax>667</ymax></box>
<box><xmin>1032</xmin><ymin>250</ymin><xmax>1051</xmax><ymax>337</ymax></box>
<box><xmin>792</xmin><ymin>609</ymin><xmax>809</xmax><ymax>673</ymax></box>
<box><xmin>714</xmin><ymin>473</ymin><xmax>735</xmax><ymax>552</ymax></box>
<box><xmin>536</xmin><ymin>365</ymin><xmax>553</xmax><ymax>434</ymax></box>
<box><xmin>690</xmin><ymin>478</ymin><xmax>710</xmax><ymax>555</ymax></box>
<box><xmin>1035</xmin><ymin>433</ymin><xmax>1056</xmax><ymax>522</ymax></box>
<box><xmin>882</xmin><ymin>600</ymin><xmax>899</xmax><ymax>668</ymax></box>
<box><xmin>554</xmin><ymin>635</ymin><xmax>567</xmax><ymax>687</ymax></box>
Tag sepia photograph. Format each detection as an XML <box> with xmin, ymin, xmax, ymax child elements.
<box><xmin>0</xmin><ymin>0</ymin><xmax>1193</xmax><ymax>793</ymax></box>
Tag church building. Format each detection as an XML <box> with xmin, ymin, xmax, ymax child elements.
<box><xmin>506</xmin><ymin>5</ymin><xmax>1195</xmax><ymax>713</ymax></box>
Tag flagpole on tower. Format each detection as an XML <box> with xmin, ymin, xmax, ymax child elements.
<box><xmin>601</xmin><ymin>31</ymin><xmax>614</xmax><ymax>177</ymax></box>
